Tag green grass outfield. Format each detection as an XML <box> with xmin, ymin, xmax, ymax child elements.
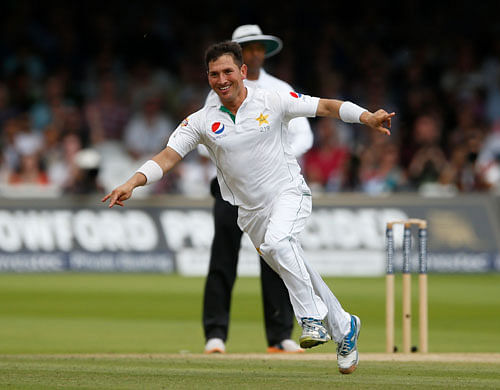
<box><xmin>0</xmin><ymin>273</ymin><xmax>499</xmax><ymax>389</ymax></box>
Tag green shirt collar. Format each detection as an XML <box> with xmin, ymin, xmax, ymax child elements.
<box><xmin>219</xmin><ymin>105</ymin><xmax>236</xmax><ymax>123</ymax></box>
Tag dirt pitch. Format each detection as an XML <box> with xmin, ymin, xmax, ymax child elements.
<box><xmin>204</xmin><ymin>353</ymin><xmax>500</xmax><ymax>363</ymax></box>
<box><xmin>7</xmin><ymin>353</ymin><xmax>499</xmax><ymax>364</ymax></box>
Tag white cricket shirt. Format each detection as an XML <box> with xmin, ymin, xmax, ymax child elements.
<box><xmin>203</xmin><ymin>69</ymin><xmax>313</xmax><ymax>157</ymax></box>
<box><xmin>167</xmin><ymin>87</ymin><xmax>319</xmax><ymax>211</ymax></box>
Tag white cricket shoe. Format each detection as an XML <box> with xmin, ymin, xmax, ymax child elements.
<box><xmin>204</xmin><ymin>338</ymin><xmax>225</xmax><ymax>354</ymax></box>
<box><xmin>267</xmin><ymin>339</ymin><xmax>304</xmax><ymax>353</ymax></box>
<box><xmin>337</xmin><ymin>315</ymin><xmax>361</xmax><ymax>374</ymax></box>
<box><xmin>299</xmin><ymin>317</ymin><xmax>331</xmax><ymax>348</ymax></box>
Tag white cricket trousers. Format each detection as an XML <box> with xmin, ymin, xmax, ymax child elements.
<box><xmin>237</xmin><ymin>179</ymin><xmax>351</xmax><ymax>342</ymax></box>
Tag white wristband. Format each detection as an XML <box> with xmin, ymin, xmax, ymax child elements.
<box><xmin>339</xmin><ymin>101</ymin><xmax>367</xmax><ymax>124</ymax></box>
<box><xmin>136</xmin><ymin>160</ymin><xmax>163</xmax><ymax>185</ymax></box>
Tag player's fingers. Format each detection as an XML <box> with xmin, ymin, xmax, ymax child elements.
<box><xmin>119</xmin><ymin>192</ymin><xmax>130</xmax><ymax>202</ymax></box>
<box><xmin>107</xmin><ymin>191</ymin><xmax>122</xmax><ymax>208</ymax></box>
<box><xmin>101</xmin><ymin>193</ymin><xmax>111</xmax><ymax>202</ymax></box>
<box><xmin>380</xmin><ymin>112</ymin><xmax>395</xmax><ymax>128</ymax></box>
<box><xmin>379</xmin><ymin>126</ymin><xmax>391</xmax><ymax>136</ymax></box>
<box><xmin>380</xmin><ymin>111</ymin><xmax>395</xmax><ymax>120</ymax></box>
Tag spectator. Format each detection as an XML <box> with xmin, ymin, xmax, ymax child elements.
<box><xmin>1</xmin><ymin>118</ymin><xmax>24</xmax><ymax>182</ymax></box>
<box><xmin>358</xmin><ymin>139</ymin><xmax>407</xmax><ymax>195</ymax></box>
<box><xmin>8</xmin><ymin>132</ymin><xmax>48</xmax><ymax>186</ymax></box>
<box><xmin>441</xmin><ymin>40</ymin><xmax>483</xmax><ymax>103</ymax></box>
<box><xmin>1</xmin><ymin>116</ymin><xmax>33</xmax><ymax>176</ymax></box>
<box><xmin>124</xmin><ymin>90</ymin><xmax>174</xmax><ymax>161</ymax></box>
<box><xmin>303</xmin><ymin>117</ymin><xmax>350</xmax><ymax>192</ymax></box>
<box><xmin>29</xmin><ymin>73</ymin><xmax>74</xmax><ymax>132</ymax></box>
<box><xmin>476</xmin><ymin>123</ymin><xmax>500</xmax><ymax>192</ymax></box>
<box><xmin>82</xmin><ymin>39</ymin><xmax>128</xmax><ymax>102</ymax></box>
<box><xmin>126</xmin><ymin>58</ymin><xmax>178</xmax><ymax>114</ymax></box>
<box><xmin>67</xmin><ymin>147</ymin><xmax>103</xmax><ymax>194</ymax></box>
<box><xmin>84</xmin><ymin>72</ymin><xmax>130</xmax><ymax>145</ymax></box>
<box><xmin>442</xmin><ymin>125</ymin><xmax>487</xmax><ymax>191</ymax></box>
<box><xmin>406</xmin><ymin>113</ymin><xmax>448</xmax><ymax>191</ymax></box>
<box><xmin>45</xmin><ymin>131</ymin><xmax>82</xmax><ymax>190</ymax></box>
<box><xmin>177</xmin><ymin>154</ymin><xmax>216</xmax><ymax>198</ymax></box>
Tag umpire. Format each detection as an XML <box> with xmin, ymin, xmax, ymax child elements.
<box><xmin>203</xmin><ymin>25</ymin><xmax>313</xmax><ymax>353</ymax></box>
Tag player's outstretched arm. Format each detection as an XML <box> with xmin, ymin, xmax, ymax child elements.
<box><xmin>316</xmin><ymin>98</ymin><xmax>394</xmax><ymax>136</ymax></box>
<box><xmin>101</xmin><ymin>172</ymin><xmax>145</xmax><ymax>208</ymax></box>
<box><xmin>101</xmin><ymin>146</ymin><xmax>182</xmax><ymax>208</ymax></box>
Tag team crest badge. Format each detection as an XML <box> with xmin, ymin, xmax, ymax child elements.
<box><xmin>255</xmin><ymin>113</ymin><xmax>269</xmax><ymax>126</ymax></box>
<box><xmin>290</xmin><ymin>91</ymin><xmax>302</xmax><ymax>98</ymax></box>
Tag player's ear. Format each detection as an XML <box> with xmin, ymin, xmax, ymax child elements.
<box><xmin>240</xmin><ymin>63</ymin><xmax>247</xmax><ymax>80</ymax></box>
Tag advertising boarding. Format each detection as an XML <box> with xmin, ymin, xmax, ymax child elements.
<box><xmin>0</xmin><ymin>195</ymin><xmax>499</xmax><ymax>275</ymax></box>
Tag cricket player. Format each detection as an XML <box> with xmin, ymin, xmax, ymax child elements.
<box><xmin>201</xmin><ymin>24</ymin><xmax>313</xmax><ymax>355</ymax></box>
<box><xmin>102</xmin><ymin>41</ymin><xmax>394</xmax><ymax>374</ymax></box>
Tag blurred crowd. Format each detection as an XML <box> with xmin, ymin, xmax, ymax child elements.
<box><xmin>1</xmin><ymin>1</ymin><xmax>500</xmax><ymax>198</ymax></box>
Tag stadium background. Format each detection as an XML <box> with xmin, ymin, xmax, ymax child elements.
<box><xmin>1</xmin><ymin>1</ymin><xmax>499</xmax><ymax>273</ymax></box>
<box><xmin>2</xmin><ymin>1</ymin><xmax>500</xmax><ymax>196</ymax></box>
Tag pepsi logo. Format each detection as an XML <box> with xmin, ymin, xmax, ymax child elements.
<box><xmin>212</xmin><ymin>122</ymin><xmax>225</xmax><ymax>134</ymax></box>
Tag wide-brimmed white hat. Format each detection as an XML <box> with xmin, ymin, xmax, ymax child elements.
<box><xmin>232</xmin><ymin>24</ymin><xmax>283</xmax><ymax>58</ymax></box>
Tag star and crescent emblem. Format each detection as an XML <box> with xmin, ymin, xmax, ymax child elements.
<box><xmin>255</xmin><ymin>113</ymin><xmax>269</xmax><ymax>126</ymax></box>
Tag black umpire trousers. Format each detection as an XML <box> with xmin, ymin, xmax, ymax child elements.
<box><xmin>202</xmin><ymin>178</ymin><xmax>295</xmax><ymax>346</ymax></box>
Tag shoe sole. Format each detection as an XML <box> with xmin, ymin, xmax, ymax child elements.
<box><xmin>338</xmin><ymin>315</ymin><xmax>361</xmax><ymax>375</ymax></box>
<box><xmin>204</xmin><ymin>348</ymin><xmax>225</xmax><ymax>354</ymax></box>
<box><xmin>299</xmin><ymin>337</ymin><xmax>329</xmax><ymax>349</ymax></box>
<box><xmin>339</xmin><ymin>364</ymin><xmax>358</xmax><ymax>374</ymax></box>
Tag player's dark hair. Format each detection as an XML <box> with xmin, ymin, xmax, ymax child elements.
<box><xmin>205</xmin><ymin>41</ymin><xmax>243</xmax><ymax>70</ymax></box>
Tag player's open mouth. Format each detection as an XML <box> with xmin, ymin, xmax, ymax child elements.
<box><xmin>219</xmin><ymin>85</ymin><xmax>231</xmax><ymax>92</ymax></box>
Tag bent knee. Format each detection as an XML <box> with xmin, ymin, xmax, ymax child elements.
<box><xmin>260</xmin><ymin>236</ymin><xmax>291</xmax><ymax>258</ymax></box>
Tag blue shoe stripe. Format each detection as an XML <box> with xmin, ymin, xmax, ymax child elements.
<box><xmin>338</xmin><ymin>315</ymin><xmax>360</xmax><ymax>355</ymax></box>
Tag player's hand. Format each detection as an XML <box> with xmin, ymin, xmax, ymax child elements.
<box><xmin>101</xmin><ymin>183</ymin><xmax>134</xmax><ymax>208</ymax></box>
<box><xmin>361</xmin><ymin>110</ymin><xmax>395</xmax><ymax>136</ymax></box>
